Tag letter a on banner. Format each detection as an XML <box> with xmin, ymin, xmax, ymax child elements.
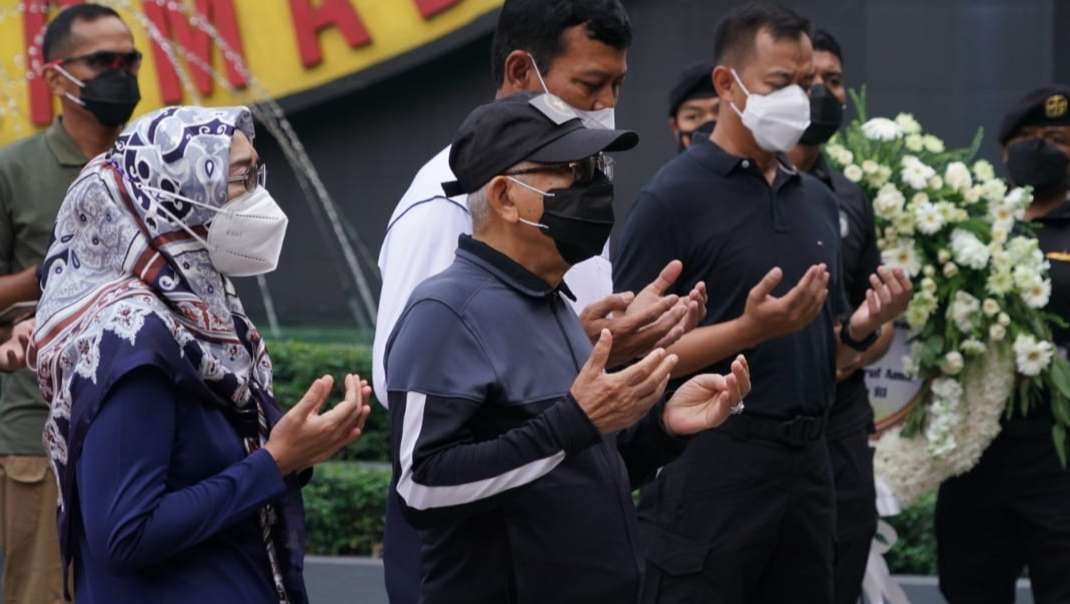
<box><xmin>288</xmin><ymin>0</ymin><xmax>372</xmax><ymax>68</ymax></box>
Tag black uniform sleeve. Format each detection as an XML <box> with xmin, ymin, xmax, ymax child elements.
<box><xmin>386</xmin><ymin>299</ymin><xmax>601</xmax><ymax>527</ymax></box>
<box><xmin>613</xmin><ymin>190</ymin><xmax>683</xmax><ymax>295</ymax></box>
<box><xmin>616</xmin><ymin>399</ymin><xmax>688</xmax><ymax>490</ymax></box>
<box><xmin>858</xmin><ymin>187</ymin><xmax>882</xmax><ymax>287</ymax></box>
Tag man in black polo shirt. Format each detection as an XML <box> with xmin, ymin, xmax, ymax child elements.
<box><xmin>935</xmin><ymin>85</ymin><xmax>1070</xmax><ymax>604</ymax></box>
<box><xmin>613</xmin><ymin>5</ymin><xmax>912</xmax><ymax>603</ymax></box>
<box><xmin>386</xmin><ymin>92</ymin><xmax>751</xmax><ymax>604</ymax></box>
<box><xmin>786</xmin><ymin>27</ymin><xmax>894</xmax><ymax>604</ymax></box>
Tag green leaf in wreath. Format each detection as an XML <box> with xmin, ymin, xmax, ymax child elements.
<box><xmin>1051</xmin><ymin>356</ymin><xmax>1070</xmax><ymax>399</ymax></box>
<box><xmin>1053</xmin><ymin>424</ymin><xmax>1068</xmax><ymax>468</ymax></box>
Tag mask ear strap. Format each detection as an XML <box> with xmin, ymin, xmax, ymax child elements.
<box><xmin>506</xmin><ymin>175</ymin><xmax>557</xmax><ymax>197</ymax></box>
<box><xmin>526</xmin><ymin>52</ymin><xmax>551</xmax><ymax>95</ymax></box>
<box><xmin>136</xmin><ymin>184</ymin><xmax>216</xmax><ymax>248</ymax></box>
<box><xmin>730</xmin><ymin>68</ymin><xmax>751</xmax><ymax>96</ymax></box>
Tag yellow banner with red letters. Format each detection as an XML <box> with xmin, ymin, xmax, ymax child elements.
<box><xmin>0</xmin><ymin>0</ymin><xmax>502</xmax><ymax>147</ymax></box>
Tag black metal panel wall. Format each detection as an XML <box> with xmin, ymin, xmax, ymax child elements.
<box><xmin>240</xmin><ymin>0</ymin><xmax>1056</xmax><ymax>328</ymax></box>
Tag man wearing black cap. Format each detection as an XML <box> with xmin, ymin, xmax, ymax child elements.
<box><xmin>786</xmin><ymin>27</ymin><xmax>894</xmax><ymax>604</ymax></box>
<box><xmin>384</xmin><ymin>92</ymin><xmax>751</xmax><ymax>604</ymax></box>
<box><xmin>935</xmin><ymin>85</ymin><xmax>1070</xmax><ymax>604</ymax></box>
<box><xmin>668</xmin><ymin>60</ymin><xmax>719</xmax><ymax>151</ymax></box>
<box><xmin>375</xmin><ymin>4</ymin><xmax>707</xmax><ymax>601</ymax></box>
<box><xmin>613</xmin><ymin>5</ymin><xmax>912</xmax><ymax>603</ymax></box>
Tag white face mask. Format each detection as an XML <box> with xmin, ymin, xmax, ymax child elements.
<box><xmin>141</xmin><ymin>184</ymin><xmax>289</xmax><ymax>277</ymax></box>
<box><xmin>729</xmin><ymin>68</ymin><xmax>811</xmax><ymax>152</ymax></box>
<box><xmin>527</xmin><ymin>53</ymin><xmax>616</xmax><ymax>130</ymax></box>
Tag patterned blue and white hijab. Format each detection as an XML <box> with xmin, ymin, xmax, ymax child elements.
<box><xmin>32</xmin><ymin>106</ymin><xmax>306</xmax><ymax>602</ymax></box>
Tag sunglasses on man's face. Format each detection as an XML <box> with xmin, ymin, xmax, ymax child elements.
<box><xmin>504</xmin><ymin>153</ymin><xmax>615</xmax><ymax>185</ymax></box>
<box><xmin>58</xmin><ymin>49</ymin><xmax>142</xmax><ymax>72</ymax></box>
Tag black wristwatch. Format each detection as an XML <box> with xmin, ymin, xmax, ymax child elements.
<box><xmin>840</xmin><ymin>320</ymin><xmax>881</xmax><ymax>352</ymax></box>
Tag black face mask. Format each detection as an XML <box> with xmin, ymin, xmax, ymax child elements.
<box><xmin>1006</xmin><ymin>137</ymin><xmax>1070</xmax><ymax>198</ymax></box>
<box><xmin>72</xmin><ymin>69</ymin><xmax>141</xmax><ymax>127</ymax></box>
<box><xmin>526</xmin><ymin>172</ymin><xmax>615</xmax><ymax>266</ymax></box>
<box><xmin>677</xmin><ymin>119</ymin><xmax>717</xmax><ymax>152</ymax></box>
<box><xmin>798</xmin><ymin>84</ymin><xmax>844</xmax><ymax>146</ymax></box>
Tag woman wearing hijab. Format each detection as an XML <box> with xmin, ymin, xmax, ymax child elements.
<box><xmin>31</xmin><ymin>105</ymin><xmax>370</xmax><ymax>603</ymax></box>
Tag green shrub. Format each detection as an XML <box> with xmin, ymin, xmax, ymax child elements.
<box><xmin>885</xmin><ymin>492</ymin><xmax>938</xmax><ymax>575</ymax></box>
<box><xmin>267</xmin><ymin>339</ymin><xmax>391</xmax><ymax>462</ymax></box>
<box><xmin>303</xmin><ymin>461</ymin><xmax>390</xmax><ymax>556</ymax></box>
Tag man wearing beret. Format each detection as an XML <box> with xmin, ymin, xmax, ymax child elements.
<box><xmin>935</xmin><ymin>85</ymin><xmax>1070</xmax><ymax>604</ymax></box>
<box><xmin>384</xmin><ymin>92</ymin><xmax>751</xmax><ymax>604</ymax></box>
<box><xmin>668</xmin><ymin>60</ymin><xmax>719</xmax><ymax>151</ymax></box>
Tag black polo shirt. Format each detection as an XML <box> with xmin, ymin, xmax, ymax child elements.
<box><xmin>811</xmin><ymin>156</ymin><xmax>881</xmax><ymax>437</ymax></box>
<box><xmin>613</xmin><ymin>141</ymin><xmax>847</xmax><ymax>421</ymax></box>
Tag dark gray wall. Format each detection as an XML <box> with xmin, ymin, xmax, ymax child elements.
<box><xmin>240</xmin><ymin>0</ymin><xmax>1058</xmax><ymax>328</ymax></box>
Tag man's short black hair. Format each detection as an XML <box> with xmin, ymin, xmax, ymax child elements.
<box><xmin>712</xmin><ymin>2</ymin><xmax>810</xmax><ymax>68</ymax></box>
<box><xmin>491</xmin><ymin>0</ymin><xmax>632</xmax><ymax>87</ymax></box>
<box><xmin>811</xmin><ymin>29</ymin><xmax>844</xmax><ymax>65</ymax></box>
<box><xmin>43</xmin><ymin>3</ymin><xmax>122</xmax><ymax>62</ymax></box>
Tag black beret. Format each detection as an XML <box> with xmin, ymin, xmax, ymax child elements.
<box><xmin>668</xmin><ymin>60</ymin><xmax>716</xmax><ymax>117</ymax></box>
<box><xmin>998</xmin><ymin>85</ymin><xmax>1070</xmax><ymax>145</ymax></box>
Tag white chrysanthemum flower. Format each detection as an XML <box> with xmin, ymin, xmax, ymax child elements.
<box><xmin>1006</xmin><ymin>236</ymin><xmax>1042</xmax><ymax>269</ymax></box>
<box><xmin>1020</xmin><ymin>276</ymin><xmax>1052</xmax><ymax>309</ymax></box>
<box><xmin>900</xmin><ymin>155</ymin><xmax>936</xmax><ymax>190</ymax></box>
<box><xmin>893</xmin><ymin>212</ymin><xmax>916</xmax><ymax>236</ymax></box>
<box><xmin>905</xmin><ymin>134</ymin><xmax>924</xmax><ymax>152</ymax></box>
<box><xmin>938</xmin><ymin>249</ymin><xmax>951</xmax><ymax>264</ymax></box>
<box><xmin>923</xmin><ymin>265</ymin><xmax>937</xmax><ymax>277</ymax></box>
<box><xmin>843</xmin><ymin>164</ymin><xmax>863</xmax><ymax>182</ymax></box>
<box><xmin>882</xmin><ymin>240</ymin><xmax>922</xmax><ymax>277</ymax></box>
<box><xmin>945</xmin><ymin>162</ymin><xmax>973</xmax><ymax>192</ymax></box>
<box><xmin>948</xmin><ymin>290</ymin><xmax>980</xmax><ymax>333</ymax></box>
<box><xmin>862</xmin><ymin>117</ymin><xmax>904</xmax><ymax>141</ymax></box>
<box><xmin>964</xmin><ymin>185</ymin><xmax>983</xmax><ymax>205</ymax></box>
<box><xmin>941</xmin><ymin>351</ymin><xmax>965</xmax><ymax>375</ymax></box>
<box><xmin>867</xmin><ymin>166</ymin><xmax>893</xmax><ymax>188</ymax></box>
<box><xmin>873</xmin><ymin>184</ymin><xmax>905</xmax><ymax>218</ymax></box>
<box><xmin>923</xmin><ymin>135</ymin><xmax>946</xmax><ymax>153</ymax></box>
<box><xmin>921</xmin><ymin>277</ymin><xmax>937</xmax><ymax>293</ymax></box>
<box><xmin>961</xmin><ymin>339</ymin><xmax>987</xmax><ymax>356</ymax></box>
<box><xmin>862</xmin><ymin>160</ymin><xmax>880</xmax><ymax>175</ymax></box>
<box><xmin>988</xmin><ymin>270</ymin><xmax>1014</xmax><ymax>295</ymax></box>
<box><xmin>999</xmin><ymin>312</ymin><xmax>1011</xmax><ymax>327</ymax></box>
<box><xmin>943</xmin><ymin>262</ymin><xmax>959</xmax><ymax>278</ymax></box>
<box><xmin>929</xmin><ymin>175</ymin><xmax>944</xmax><ymax>190</ymax></box>
<box><xmin>910</xmin><ymin>192</ymin><xmax>930</xmax><ymax>208</ymax></box>
<box><xmin>1005</xmin><ymin>187</ymin><xmax>1032</xmax><ymax>208</ymax></box>
<box><xmin>979</xmin><ymin>179</ymin><xmax>1008</xmax><ymax>204</ymax></box>
<box><xmin>895</xmin><ymin>113</ymin><xmax>922</xmax><ymax>135</ymax></box>
<box><xmin>990</xmin><ymin>323</ymin><xmax>1007</xmax><ymax>341</ymax></box>
<box><xmin>972</xmin><ymin>160</ymin><xmax>996</xmax><ymax>182</ymax></box>
<box><xmin>990</xmin><ymin>204</ymin><xmax>1017</xmax><ymax>232</ymax></box>
<box><xmin>1014</xmin><ymin>334</ymin><xmax>1055</xmax><ymax>376</ymax></box>
<box><xmin>906</xmin><ymin>299</ymin><xmax>932</xmax><ymax>330</ymax></box>
<box><xmin>950</xmin><ymin>229</ymin><xmax>990</xmax><ymax>270</ymax></box>
<box><xmin>982</xmin><ymin>298</ymin><xmax>1000</xmax><ymax>317</ymax></box>
<box><xmin>915</xmin><ymin>202</ymin><xmax>945</xmax><ymax>234</ymax></box>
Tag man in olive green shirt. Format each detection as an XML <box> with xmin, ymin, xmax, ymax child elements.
<box><xmin>0</xmin><ymin>4</ymin><xmax>139</xmax><ymax>602</ymax></box>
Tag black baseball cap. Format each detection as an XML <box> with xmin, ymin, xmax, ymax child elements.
<box><xmin>998</xmin><ymin>85</ymin><xmax>1070</xmax><ymax>145</ymax></box>
<box><xmin>442</xmin><ymin>92</ymin><xmax>639</xmax><ymax>196</ymax></box>
<box><xmin>668</xmin><ymin>60</ymin><xmax>716</xmax><ymax>117</ymax></box>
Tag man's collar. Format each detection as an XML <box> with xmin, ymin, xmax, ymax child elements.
<box><xmin>457</xmin><ymin>235</ymin><xmax>576</xmax><ymax>301</ymax></box>
<box><xmin>693</xmin><ymin>139</ymin><xmax>800</xmax><ymax>182</ymax></box>
<box><xmin>45</xmin><ymin>118</ymin><xmax>89</xmax><ymax>168</ymax></box>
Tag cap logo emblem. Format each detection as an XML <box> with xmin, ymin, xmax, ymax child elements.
<box><xmin>1046</xmin><ymin>94</ymin><xmax>1068</xmax><ymax>119</ymax></box>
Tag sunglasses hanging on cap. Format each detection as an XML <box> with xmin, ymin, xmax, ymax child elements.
<box><xmin>504</xmin><ymin>153</ymin><xmax>615</xmax><ymax>184</ymax></box>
